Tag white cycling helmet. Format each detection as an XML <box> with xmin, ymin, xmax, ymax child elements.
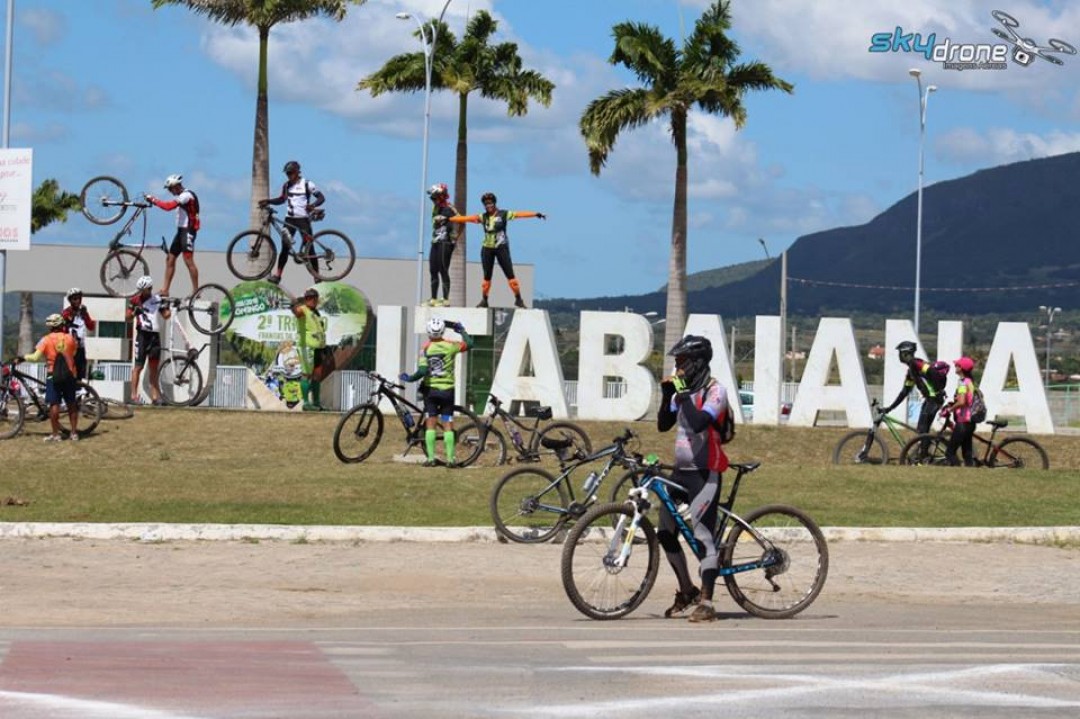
<box><xmin>426</xmin><ymin>317</ymin><xmax>445</xmax><ymax>339</ymax></box>
<box><xmin>45</xmin><ymin>313</ymin><xmax>65</xmax><ymax>328</ymax></box>
<box><xmin>66</xmin><ymin>287</ymin><xmax>83</xmax><ymax>299</ymax></box>
<box><xmin>427</xmin><ymin>183</ymin><xmax>448</xmax><ymax>199</ymax></box>
<box><xmin>163</xmin><ymin>174</ymin><xmax>183</xmax><ymax>189</ymax></box>
<box><xmin>135</xmin><ymin>275</ymin><xmax>154</xmax><ymax>290</ymax></box>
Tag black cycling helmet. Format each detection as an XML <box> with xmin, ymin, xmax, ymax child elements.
<box><xmin>896</xmin><ymin>340</ymin><xmax>917</xmax><ymax>359</ymax></box>
<box><xmin>283</xmin><ymin>160</ymin><xmax>301</xmax><ymax>174</ymax></box>
<box><xmin>668</xmin><ymin>335</ymin><xmax>713</xmax><ymax>392</ymax></box>
<box><xmin>480</xmin><ymin>192</ymin><xmax>497</xmax><ymax>206</ymax></box>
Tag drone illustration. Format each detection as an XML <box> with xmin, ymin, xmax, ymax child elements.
<box><xmin>991</xmin><ymin>10</ymin><xmax>1076</xmax><ymax>67</ymax></box>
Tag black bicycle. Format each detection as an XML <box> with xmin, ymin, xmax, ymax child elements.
<box><xmin>456</xmin><ymin>394</ymin><xmax>592</xmax><ymax>468</ymax></box>
<box><xmin>332</xmin><ymin>372</ymin><xmax>483</xmax><ymax>466</ymax></box>
<box><xmin>226</xmin><ymin>206</ymin><xmax>355</xmax><ymax>283</ymax></box>
<box><xmin>561</xmin><ymin>452</ymin><xmax>829</xmax><ymax>620</ymax></box>
<box><xmin>900</xmin><ymin>415</ymin><xmax>1050</xmax><ymax>469</ymax></box>
<box><xmin>0</xmin><ymin>360</ymin><xmax>103</xmax><ymax>439</ymax></box>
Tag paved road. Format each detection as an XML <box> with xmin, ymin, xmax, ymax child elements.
<box><xmin>1</xmin><ymin>539</ymin><xmax>1078</xmax><ymax>718</ymax></box>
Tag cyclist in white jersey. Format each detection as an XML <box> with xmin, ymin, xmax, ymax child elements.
<box><xmin>258</xmin><ymin>160</ymin><xmax>325</xmax><ymax>285</ymax></box>
<box><xmin>145</xmin><ymin>174</ymin><xmax>200</xmax><ymax>296</ymax></box>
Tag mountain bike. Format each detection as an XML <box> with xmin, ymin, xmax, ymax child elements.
<box><xmin>899</xmin><ymin>415</ymin><xmax>1049</xmax><ymax>469</ymax></box>
<box><xmin>490</xmin><ymin>429</ymin><xmax>657</xmax><ymax>543</ymax></box>
<box><xmin>561</xmin><ymin>455</ymin><xmax>829</xmax><ymax>621</ymax></box>
<box><xmin>0</xmin><ymin>360</ymin><xmax>103</xmax><ymax>439</ymax></box>
<box><xmin>225</xmin><ymin>206</ymin><xmax>356</xmax><ymax>282</ymax></box>
<box><xmin>153</xmin><ymin>297</ymin><xmax>217</xmax><ymax>407</ymax></box>
<box><xmin>80</xmin><ymin>175</ymin><xmax>169</xmax><ymax>298</ymax></box>
<box><xmin>455</xmin><ymin>393</ymin><xmax>592</xmax><ymax>468</ymax></box>
<box><xmin>832</xmin><ymin>398</ymin><xmax>929</xmax><ymax>465</ymax></box>
<box><xmin>332</xmin><ymin>372</ymin><xmax>482</xmax><ymax>466</ymax></box>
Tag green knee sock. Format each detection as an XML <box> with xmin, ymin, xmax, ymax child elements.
<box><xmin>425</xmin><ymin>429</ymin><xmax>437</xmax><ymax>460</ymax></box>
<box><xmin>444</xmin><ymin>430</ymin><xmax>456</xmax><ymax>463</ymax></box>
<box><xmin>310</xmin><ymin>380</ymin><xmax>321</xmax><ymax>407</ymax></box>
<box><xmin>300</xmin><ymin>379</ymin><xmax>310</xmax><ymax>403</ymax></box>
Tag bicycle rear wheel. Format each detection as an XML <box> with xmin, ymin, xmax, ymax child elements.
<box><xmin>561</xmin><ymin>502</ymin><xmax>660</xmax><ymax>620</ymax></box>
<box><xmin>0</xmin><ymin>389</ymin><xmax>26</xmax><ymax>439</ymax></box>
<box><xmin>188</xmin><ymin>283</ymin><xmax>235</xmax><ymax>335</ymax></box>
<box><xmin>988</xmin><ymin>437</ymin><xmax>1049</xmax><ymax>470</ymax></box>
<box><xmin>57</xmin><ymin>382</ymin><xmax>102</xmax><ymax>437</ymax></box>
<box><xmin>490</xmin><ymin>468</ymin><xmax>569</xmax><ymax>543</ymax></box>
<box><xmin>307</xmin><ymin>230</ymin><xmax>356</xmax><ymax>281</ymax></box>
<box><xmin>100</xmin><ymin>249</ymin><xmax>149</xmax><ymax>298</ymax></box>
<box><xmin>157</xmin><ymin>358</ymin><xmax>205</xmax><ymax>407</ymax></box>
<box><xmin>332</xmin><ymin>403</ymin><xmax>384</xmax><ymax>463</ymax></box>
<box><xmin>534</xmin><ymin>422</ymin><xmax>592</xmax><ymax>463</ymax></box>
<box><xmin>899</xmin><ymin>433</ymin><xmax>950</xmax><ymax>465</ymax></box>
<box><xmin>722</xmin><ymin>504</ymin><xmax>828</xmax><ymax>619</ymax></box>
<box><xmin>832</xmin><ymin>430</ymin><xmax>888</xmax><ymax>465</ymax></box>
<box><xmin>226</xmin><ymin>231</ymin><xmax>276</xmax><ymax>281</ymax></box>
<box><xmin>80</xmin><ymin>176</ymin><xmax>128</xmax><ymax>225</ymax></box>
<box><xmin>94</xmin><ymin>396</ymin><xmax>134</xmax><ymax>420</ymax></box>
<box><xmin>455</xmin><ymin>423</ymin><xmax>507</xmax><ymax>468</ymax></box>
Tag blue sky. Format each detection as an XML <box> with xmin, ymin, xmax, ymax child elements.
<box><xmin>8</xmin><ymin>0</ymin><xmax>1080</xmax><ymax>300</ymax></box>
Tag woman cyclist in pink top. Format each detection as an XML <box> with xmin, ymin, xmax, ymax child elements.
<box><xmin>941</xmin><ymin>356</ymin><xmax>976</xmax><ymax>466</ymax></box>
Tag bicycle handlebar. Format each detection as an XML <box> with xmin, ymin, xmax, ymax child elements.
<box><xmin>367</xmin><ymin>371</ymin><xmax>405</xmax><ymax>391</ymax></box>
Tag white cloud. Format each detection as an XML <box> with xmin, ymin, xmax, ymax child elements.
<box><xmin>937</xmin><ymin>127</ymin><xmax>1080</xmax><ymax>164</ymax></box>
<box><xmin>20</xmin><ymin>7</ymin><xmax>66</xmax><ymax>46</ymax></box>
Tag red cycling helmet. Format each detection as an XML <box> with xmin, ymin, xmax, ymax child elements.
<box><xmin>954</xmin><ymin>356</ymin><xmax>975</xmax><ymax>373</ymax></box>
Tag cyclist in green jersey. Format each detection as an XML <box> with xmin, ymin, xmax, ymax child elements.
<box><xmin>292</xmin><ymin>287</ymin><xmax>329</xmax><ymax>411</ymax></box>
<box><xmin>399</xmin><ymin>317</ymin><xmax>473</xmax><ymax>466</ymax></box>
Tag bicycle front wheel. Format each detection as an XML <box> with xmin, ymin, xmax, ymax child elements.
<box><xmin>899</xmin><ymin>433</ymin><xmax>950</xmax><ymax>466</ymax></box>
<box><xmin>0</xmin><ymin>389</ymin><xmax>26</xmax><ymax>439</ymax></box>
<box><xmin>561</xmin><ymin>502</ymin><xmax>660</xmax><ymax>620</ymax></box>
<box><xmin>100</xmin><ymin>249</ymin><xmax>149</xmax><ymax>298</ymax></box>
<box><xmin>608</xmin><ymin>470</ymin><xmax>658</xmax><ymax>541</ymax></box>
<box><xmin>723</xmin><ymin>504</ymin><xmax>829</xmax><ymax>619</ymax></box>
<box><xmin>307</xmin><ymin>230</ymin><xmax>356</xmax><ymax>281</ymax></box>
<box><xmin>157</xmin><ymin>358</ymin><xmax>205</xmax><ymax>407</ymax></box>
<box><xmin>80</xmin><ymin>176</ymin><xmax>128</xmax><ymax>225</ymax></box>
<box><xmin>490</xmin><ymin>468</ymin><xmax>569</xmax><ymax>543</ymax></box>
<box><xmin>989</xmin><ymin>437</ymin><xmax>1050</xmax><ymax>470</ymax></box>
<box><xmin>455</xmin><ymin>423</ymin><xmax>507</xmax><ymax>468</ymax></box>
<box><xmin>226</xmin><ymin>231</ymin><xmax>277</xmax><ymax>281</ymax></box>
<box><xmin>94</xmin><ymin>396</ymin><xmax>135</xmax><ymax>420</ymax></box>
<box><xmin>332</xmin><ymin>403</ymin><xmax>384</xmax><ymax>463</ymax></box>
<box><xmin>534</xmin><ymin>422</ymin><xmax>592</xmax><ymax>463</ymax></box>
<box><xmin>188</xmin><ymin>283</ymin><xmax>235</xmax><ymax>335</ymax></box>
<box><xmin>832</xmin><ymin>430</ymin><xmax>888</xmax><ymax>465</ymax></box>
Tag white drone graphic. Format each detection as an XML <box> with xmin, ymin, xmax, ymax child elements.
<box><xmin>990</xmin><ymin>10</ymin><xmax>1076</xmax><ymax>66</ymax></box>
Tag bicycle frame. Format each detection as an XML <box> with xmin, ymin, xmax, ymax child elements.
<box><xmin>481</xmin><ymin>395</ymin><xmax>547</xmax><ymax>457</ymax></box>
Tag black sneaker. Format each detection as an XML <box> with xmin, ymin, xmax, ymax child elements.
<box><xmin>267</xmin><ymin>275</ymin><xmax>281</xmax><ymax>285</ymax></box>
<box><xmin>664</xmin><ymin>587</ymin><xmax>701</xmax><ymax>618</ymax></box>
<box><xmin>476</xmin><ymin>297</ymin><xmax>489</xmax><ymax>308</ymax></box>
<box><xmin>514</xmin><ymin>296</ymin><xmax>527</xmax><ymax>309</ymax></box>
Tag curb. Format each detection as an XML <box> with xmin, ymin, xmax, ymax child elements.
<box><xmin>1</xmin><ymin>523</ymin><xmax>1078</xmax><ymax>545</ymax></box>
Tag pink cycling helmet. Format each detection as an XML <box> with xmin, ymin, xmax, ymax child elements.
<box><xmin>954</xmin><ymin>357</ymin><xmax>975</xmax><ymax>373</ymax></box>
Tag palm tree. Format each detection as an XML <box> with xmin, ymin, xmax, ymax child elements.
<box><xmin>152</xmin><ymin>0</ymin><xmax>366</xmax><ymax>229</ymax></box>
<box><xmin>358</xmin><ymin>10</ymin><xmax>553</xmax><ymax>307</ymax></box>
<box><xmin>580</xmin><ymin>1</ymin><xmax>792</xmax><ymax>363</ymax></box>
<box><xmin>18</xmin><ymin>180</ymin><xmax>82</xmax><ymax>354</ymax></box>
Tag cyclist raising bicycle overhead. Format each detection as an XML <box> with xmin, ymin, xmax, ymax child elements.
<box><xmin>258</xmin><ymin>160</ymin><xmax>325</xmax><ymax>285</ymax></box>
<box><xmin>145</xmin><ymin>174</ymin><xmax>200</xmax><ymax>297</ymax></box>
<box><xmin>127</xmin><ymin>275</ymin><xmax>171</xmax><ymax>406</ymax></box>
<box><xmin>448</xmin><ymin>192</ymin><xmax>545</xmax><ymax>309</ymax></box>
<box><xmin>399</xmin><ymin>317</ymin><xmax>473</xmax><ymax>467</ymax></box>
<box><xmin>657</xmin><ymin>334</ymin><xmax>731</xmax><ymax>623</ymax></box>
<box><xmin>882</xmin><ymin>341</ymin><xmax>948</xmax><ymax>437</ymax></box>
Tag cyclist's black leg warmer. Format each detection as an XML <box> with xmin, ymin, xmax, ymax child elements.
<box><xmin>429</xmin><ymin>248</ymin><xmax>440</xmax><ymax>298</ymax></box>
<box><xmin>438</xmin><ymin>242</ymin><xmax>453</xmax><ymax>299</ymax></box>
<box><xmin>657</xmin><ymin>508</ymin><xmax>695</xmax><ymax>594</ymax></box>
<box><xmin>494</xmin><ymin>244</ymin><xmax>515</xmax><ymax>280</ymax></box>
<box><xmin>917</xmin><ymin>399</ymin><xmax>941</xmax><ymax>434</ymax></box>
<box><xmin>481</xmin><ymin>247</ymin><xmax>496</xmax><ymax>281</ymax></box>
<box><xmin>673</xmin><ymin>468</ymin><xmax>720</xmax><ymax>599</ymax></box>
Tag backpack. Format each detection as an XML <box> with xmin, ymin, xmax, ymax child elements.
<box><xmin>969</xmin><ymin>387</ymin><xmax>987</xmax><ymax>424</ymax></box>
<box><xmin>51</xmin><ymin>350</ymin><xmax>75</xmax><ymax>386</ymax></box>
<box><xmin>924</xmin><ymin>360</ymin><xmax>949</xmax><ymax>394</ymax></box>
<box><xmin>696</xmin><ymin>381</ymin><xmax>735</xmax><ymax>444</ymax></box>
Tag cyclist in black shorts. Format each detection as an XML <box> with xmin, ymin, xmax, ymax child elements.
<box><xmin>427</xmin><ymin>183</ymin><xmax>458</xmax><ymax>306</ymax></box>
<box><xmin>448</xmin><ymin>192</ymin><xmax>545</xmax><ymax>309</ymax></box>
<box><xmin>145</xmin><ymin>174</ymin><xmax>200</xmax><ymax>297</ymax></box>
<box><xmin>126</xmin><ymin>275</ymin><xmax>171</xmax><ymax>405</ymax></box>
<box><xmin>258</xmin><ymin>160</ymin><xmax>325</xmax><ymax>285</ymax></box>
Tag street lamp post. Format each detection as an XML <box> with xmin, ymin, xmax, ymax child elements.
<box><xmin>909</xmin><ymin>68</ymin><xmax>937</xmax><ymax>338</ymax></box>
<box><xmin>1038</xmin><ymin>305</ymin><xmax>1063</xmax><ymax>387</ymax></box>
<box><xmin>397</xmin><ymin>0</ymin><xmax>453</xmax><ymax>308</ymax></box>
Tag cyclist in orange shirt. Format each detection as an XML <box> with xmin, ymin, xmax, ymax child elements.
<box><xmin>17</xmin><ymin>313</ymin><xmax>80</xmax><ymax>442</ymax></box>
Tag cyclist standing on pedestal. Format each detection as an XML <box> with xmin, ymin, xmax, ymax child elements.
<box><xmin>448</xmin><ymin>192</ymin><xmax>544</xmax><ymax>309</ymax></box>
<box><xmin>656</xmin><ymin>335</ymin><xmax>731</xmax><ymax>623</ymax></box>
<box><xmin>427</xmin><ymin>183</ymin><xmax>458</xmax><ymax>306</ymax></box>
<box><xmin>145</xmin><ymin>174</ymin><xmax>200</xmax><ymax>297</ymax></box>
<box><xmin>399</xmin><ymin>317</ymin><xmax>473</xmax><ymax>467</ymax></box>
<box><xmin>258</xmin><ymin>160</ymin><xmax>325</xmax><ymax>285</ymax></box>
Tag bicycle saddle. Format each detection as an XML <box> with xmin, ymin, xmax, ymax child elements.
<box><xmin>988</xmin><ymin>419</ymin><xmax>1008</xmax><ymax>429</ymax></box>
<box><xmin>540</xmin><ymin>437</ymin><xmax>573</xmax><ymax>451</ymax></box>
<box><xmin>729</xmin><ymin>461</ymin><xmax>762</xmax><ymax>474</ymax></box>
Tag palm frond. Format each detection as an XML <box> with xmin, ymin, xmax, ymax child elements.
<box><xmin>610</xmin><ymin>21</ymin><xmax>679</xmax><ymax>89</ymax></box>
<box><xmin>152</xmin><ymin>0</ymin><xmax>365</xmax><ymax>29</ymax></box>
<box><xmin>579</xmin><ymin>87</ymin><xmax>656</xmax><ymax>175</ymax></box>
<box><xmin>357</xmin><ymin>52</ymin><xmax>428</xmax><ymax>95</ymax></box>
